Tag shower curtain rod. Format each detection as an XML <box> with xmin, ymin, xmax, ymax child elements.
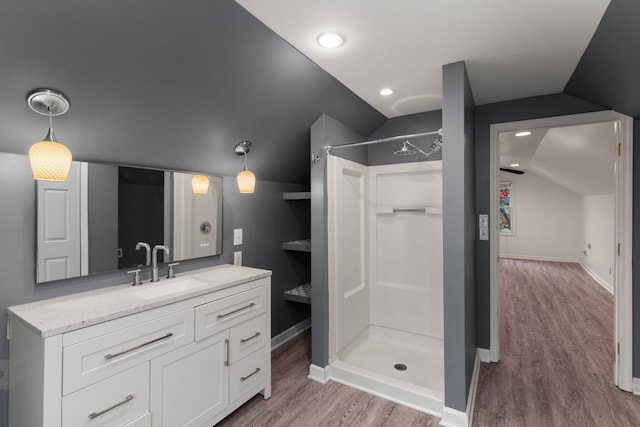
<box><xmin>324</xmin><ymin>128</ymin><xmax>442</xmax><ymax>153</ymax></box>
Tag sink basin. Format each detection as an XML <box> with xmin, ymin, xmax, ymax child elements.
<box><xmin>129</xmin><ymin>277</ymin><xmax>211</xmax><ymax>300</ymax></box>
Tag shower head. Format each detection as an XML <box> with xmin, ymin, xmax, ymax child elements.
<box><xmin>393</xmin><ymin>141</ymin><xmax>417</xmax><ymax>156</ymax></box>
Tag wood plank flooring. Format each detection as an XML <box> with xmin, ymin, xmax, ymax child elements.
<box><xmin>220</xmin><ymin>259</ymin><xmax>640</xmax><ymax>426</ymax></box>
<box><xmin>217</xmin><ymin>329</ymin><xmax>439</xmax><ymax>426</ymax></box>
<box><xmin>473</xmin><ymin>258</ymin><xmax>640</xmax><ymax>426</ymax></box>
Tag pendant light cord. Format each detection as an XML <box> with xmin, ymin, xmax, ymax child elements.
<box><xmin>244</xmin><ymin>152</ymin><xmax>249</xmax><ymax>171</ymax></box>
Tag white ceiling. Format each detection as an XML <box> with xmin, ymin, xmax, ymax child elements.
<box><xmin>499</xmin><ymin>122</ymin><xmax>616</xmax><ymax>196</ymax></box>
<box><xmin>235</xmin><ymin>0</ymin><xmax>610</xmax><ymax>118</ymax></box>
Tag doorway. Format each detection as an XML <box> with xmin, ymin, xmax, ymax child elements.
<box><xmin>488</xmin><ymin>110</ymin><xmax>633</xmax><ymax>391</ymax></box>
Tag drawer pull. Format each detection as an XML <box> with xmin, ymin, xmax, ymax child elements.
<box><xmin>240</xmin><ymin>367</ymin><xmax>261</xmax><ymax>381</ymax></box>
<box><xmin>225</xmin><ymin>339</ymin><xmax>230</xmax><ymax>367</ymax></box>
<box><xmin>88</xmin><ymin>394</ymin><xmax>134</xmax><ymax>420</ymax></box>
<box><xmin>240</xmin><ymin>332</ymin><xmax>261</xmax><ymax>344</ymax></box>
<box><xmin>104</xmin><ymin>332</ymin><xmax>173</xmax><ymax>360</ymax></box>
<box><xmin>217</xmin><ymin>303</ymin><xmax>256</xmax><ymax>319</ymax></box>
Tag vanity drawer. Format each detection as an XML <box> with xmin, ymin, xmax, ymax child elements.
<box><xmin>63</xmin><ymin>309</ymin><xmax>194</xmax><ymax>395</ymax></box>
<box><xmin>229</xmin><ymin>348</ymin><xmax>267</xmax><ymax>404</ymax></box>
<box><xmin>229</xmin><ymin>314</ymin><xmax>267</xmax><ymax>364</ymax></box>
<box><xmin>62</xmin><ymin>362</ymin><xmax>149</xmax><ymax>427</ymax></box>
<box><xmin>195</xmin><ymin>286</ymin><xmax>267</xmax><ymax>340</ymax></box>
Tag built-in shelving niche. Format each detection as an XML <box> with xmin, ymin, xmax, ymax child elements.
<box><xmin>283</xmin><ymin>192</ymin><xmax>311</xmax><ymax>304</ymax></box>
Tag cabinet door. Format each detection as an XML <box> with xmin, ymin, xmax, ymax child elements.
<box><xmin>150</xmin><ymin>331</ymin><xmax>229</xmax><ymax>427</ymax></box>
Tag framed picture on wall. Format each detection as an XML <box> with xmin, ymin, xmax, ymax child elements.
<box><xmin>499</xmin><ymin>181</ymin><xmax>515</xmax><ymax>235</ymax></box>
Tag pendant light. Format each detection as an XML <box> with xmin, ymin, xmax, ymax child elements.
<box><xmin>234</xmin><ymin>141</ymin><xmax>255</xmax><ymax>193</ymax></box>
<box><xmin>27</xmin><ymin>89</ymin><xmax>72</xmax><ymax>181</ymax></box>
<box><xmin>191</xmin><ymin>174</ymin><xmax>210</xmax><ymax>194</ymax></box>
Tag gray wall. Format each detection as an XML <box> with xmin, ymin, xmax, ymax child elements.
<box><xmin>309</xmin><ymin>114</ymin><xmax>364</xmax><ymax>367</ymax></box>
<box><xmin>368</xmin><ymin>110</ymin><xmax>443</xmax><ymax>165</ymax></box>
<box><xmin>474</xmin><ymin>94</ymin><xmax>606</xmax><ymax>350</ymax></box>
<box><xmin>0</xmin><ymin>153</ymin><xmax>309</xmax><ymax>427</ymax></box>
<box><xmin>442</xmin><ymin>61</ymin><xmax>477</xmax><ymax>412</ymax></box>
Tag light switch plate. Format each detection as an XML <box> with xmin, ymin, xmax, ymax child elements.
<box><xmin>234</xmin><ymin>251</ymin><xmax>242</xmax><ymax>266</ymax></box>
<box><xmin>479</xmin><ymin>214</ymin><xmax>489</xmax><ymax>227</ymax></box>
<box><xmin>234</xmin><ymin>229</ymin><xmax>243</xmax><ymax>246</ymax></box>
<box><xmin>479</xmin><ymin>227</ymin><xmax>489</xmax><ymax>241</ymax></box>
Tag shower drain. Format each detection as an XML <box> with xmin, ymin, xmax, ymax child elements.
<box><xmin>394</xmin><ymin>363</ymin><xmax>407</xmax><ymax>371</ymax></box>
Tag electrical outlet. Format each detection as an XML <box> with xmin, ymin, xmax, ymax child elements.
<box><xmin>234</xmin><ymin>251</ymin><xmax>242</xmax><ymax>266</ymax></box>
<box><xmin>0</xmin><ymin>359</ymin><xmax>7</xmax><ymax>390</ymax></box>
<box><xmin>234</xmin><ymin>229</ymin><xmax>243</xmax><ymax>246</ymax></box>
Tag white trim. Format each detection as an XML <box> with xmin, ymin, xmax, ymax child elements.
<box><xmin>308</xmin><ymin>364</ymin><xmax>331</xmax><ymax>384</ymax></box>
<box><xmin>500</xmin><ymin>254</ymin><xmax>579</xmax><ymax>263</ymax></box>
<box><xmin>632</xmin><ymin>377</ymin><xmax>640</xmax><ymax>396</ymax></box>
<box><xmin>440</xmin><ymin>407</ymin><xmax>468</xmax><ymax>427</ymax></box>
<box><xmin>580</xmin><ymin>263</ymin><xmax>614</xmax><ymax>294</ymax></box>
<box><xmin>80</xmin><ymin>162</ymin><xmax>89</xmax><ymax>276</ymax></box>
<box><xmin>478</xmin><ymin>348</ymin><xmax>492</xmax><ymax>363</ymax></box>
<box><xmin>439</xmin><ymin>350</ymin><xmax>481</xmax><ymax>427</ymax></box>
<box><xmin>489</xmin><ymin>110</ymin><xmax>633</xmax><ymax>391</ymax></box>
<box><xmin>270</xmin><ymin>317</ymin><xmax>311</xmax><ymax>351</ymax></box>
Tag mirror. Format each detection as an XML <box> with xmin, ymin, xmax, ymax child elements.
<box><xmin>36</xmin><ymin>161</ymin><xmax>222</xmax><ymax>283</ymax></box>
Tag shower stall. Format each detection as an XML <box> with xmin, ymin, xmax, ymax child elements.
<box><xmin>325</xmin><ymin>131</ymin><xmax>444</xmax><ymax>416</ymax></box>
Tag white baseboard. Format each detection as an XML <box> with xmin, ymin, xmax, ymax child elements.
<box><xmin>270</xmin><ymin>317</ymin><xmax>311</xmax><ymax>351</ymax></box>
<box><xmin>478</xmin><ymin>348</ymin><xmax>492</xmax><ymax>363</ymax></box>
<box><xmin>500</xmin><ymin>254</ymin><xmax>578</xmax><ymax>263</ymax></box>
<box><xmin>439</xmin><ymin>351</ymin><xmax>481</xmax><ymax>427</ymax></box>
<box><xmin>580</xmin><ymin>263</ymin><xmax>614</xmax><ymax>294</ymax></box>
<box><xmin>632</xmin><ymin>377</ymin><xmax>640</xmax><ymax>395</ymax></box>
<box><xmin>308</xmin><ymin>364</ymin><xmax>331</xmax><ymax>384</ymax></box>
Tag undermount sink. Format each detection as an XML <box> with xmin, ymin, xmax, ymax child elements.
<box><xmin>129</xmin><ymin>276</ymin><xmax>211</xmax><ymax>300</ymax></box>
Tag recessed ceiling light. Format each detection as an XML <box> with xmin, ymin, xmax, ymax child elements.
<box><xmin>515</xmin><ymin>131</ymin><xmax>532</xmax><ymax>137</ymax></box>
<box><xmin>317</xmin><ymin>32</ymin><xmax>344</xmax><ymax>49</ymax></box>
<box><xmin>379</xmin><ymin>88</ymin><xmax>394</xmax><ymax>96</ymax></box>
<box><xmin>510</xmin><ymin>163</ymin><xmax>520</xmax><ymax>167</ymax></box>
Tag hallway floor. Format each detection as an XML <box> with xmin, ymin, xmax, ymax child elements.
<box><xmin>473</xmin><ymin>258</ymin><xmax>640</xmax><ymax>426</ymax></box>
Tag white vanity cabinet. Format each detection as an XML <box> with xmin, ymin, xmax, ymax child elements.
<box><xmin>8</xmin><ymin>265</ymin><xmax>271</xmax><ymax>427</ymax></box>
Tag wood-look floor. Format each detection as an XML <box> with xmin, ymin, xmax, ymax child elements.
<box><xmin>473</xmin><ymin>258</ymin><xmax>640</xmax><ymax>426</ymax></box>
<box><xmin>220</xmin><ymin>259</ymin><xmax>640</xmax><ymax>426</ymax></box>
<box><xmin>217</xmin><ymin>329</ymin><xmax>439</xmax><ymax>426</ymax></box>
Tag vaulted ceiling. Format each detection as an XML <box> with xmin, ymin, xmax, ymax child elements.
<box><xmin>0</xmin><ymin>0</ymin><xmax>637</xmax><ymax>186</ymax></box>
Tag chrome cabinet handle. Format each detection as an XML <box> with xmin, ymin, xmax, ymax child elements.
<box><xmin>88</xmin><ymin>394</ymin><xmax>134</xmax><ymax>420</ymax></box>
<box><xmin>217</xmin><ymin>303</ymin><xmax>256</xmax><ymax>319</ymax></box>
<box><xmin>104</xmin><ymin>333</ymin><xmax>173</xmax><ymax>360</ymax></box>
<box><xmin>240</xmin><ymin>332</ymin><xmax>261</xmax><ymax>344</ymax></box>
<box><xmin>240</xmin><ymin>367</ymin><xmax>261</xmax><ymax>381</ymax></box>
<box><xmin>225</xmin><ymin>339</ymin><xmax>230</xmax><ymax>366</ymax></box>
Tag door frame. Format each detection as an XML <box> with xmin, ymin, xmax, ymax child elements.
<box><xmin>489</xmin><ymin>110</ymin><xmax>633</xmax><ymax>391</ymax></box>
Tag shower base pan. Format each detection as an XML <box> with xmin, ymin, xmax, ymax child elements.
<box><xmin>328</xmin><ymin>325</ymin><xmax>444</xmax><ymax>417</ymax></box>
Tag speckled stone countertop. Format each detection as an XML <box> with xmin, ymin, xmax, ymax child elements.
<box><xmin>8</xmin><ymin>264</ymin><xmax>271</xmax><ymax>338</ymax></box>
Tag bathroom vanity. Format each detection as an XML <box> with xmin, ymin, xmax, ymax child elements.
<box><xmin>7</xmin><ymin>264</ymin><xmax>271</xmax><ymax>427</ymax></box>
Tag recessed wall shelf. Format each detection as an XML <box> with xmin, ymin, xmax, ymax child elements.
<box><xmin>282</xmin><ymin>239</ymin><xmax>311</xmax><ymax>252</ymax></box>
<box><xmin>283</xmin><ymin>192</ymin><xmax>311</xmax><ymax>200</ymax></box>
<box><xmin>283</xmin><ymin>283</ymin><xmax>311</xmax><ymax>305</ymax></box>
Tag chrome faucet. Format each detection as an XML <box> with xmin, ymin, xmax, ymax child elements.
<box><xmin>151</xmin><ymin>245</ymin><xmax>169</xmax><ymax>282</ymax></box>
<box><xmin>135</xmin><ymin>242</ymin><xmax>151</xmax><ymax>266</ymax></box>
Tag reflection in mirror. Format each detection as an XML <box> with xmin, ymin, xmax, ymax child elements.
<box><xmin>36</xmin><ymin>160</ymin><xmax>223</xmax><ymax>283</ymax></box>
<box><xmin>172</xmin><ymin>172</ymin><xmax>222</xmax><ymax>261</ymax></box>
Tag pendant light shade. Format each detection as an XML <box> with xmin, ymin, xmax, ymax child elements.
<box><xmin>29</xmin><ymin>140</ymin><xmax>73</xmax><ymax>181</ymax></box>
<box><xmin>191</xmin><ymin>174</ymin><xmax>210</xmax><ymax>194</ymax></box>
<box><xmin>237</xmin><ymin>169</ymin><xmax>256</xmax><ymax>193</ymax></box>
<box><xmin>234</xmin><ymin>141</ymin><xmax>255</xmax><ymax>194</ymax></box>
<box><xmin>27</xmin><ymin>89</ymin><xmax>72</xmax><ymax>181</ymax></box>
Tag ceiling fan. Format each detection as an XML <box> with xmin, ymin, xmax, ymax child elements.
<box><xmin>500</xmin><ymin>167</ymin><xmax>524</xmax><ymax>175</ymax></box>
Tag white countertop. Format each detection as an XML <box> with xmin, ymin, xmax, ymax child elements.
<box><xmin>8</xmin><ymin>264</ymin><xmax>271</xmax><ymax>338</ymax></box>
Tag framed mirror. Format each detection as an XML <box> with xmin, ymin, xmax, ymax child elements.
<box><xmin>36</xmin><ymin>161</ymin><xmax>222</xmax><ymax>283</ymax></box>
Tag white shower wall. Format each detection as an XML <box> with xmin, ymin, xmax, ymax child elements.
<box><xmin>369</xmin><ymin>162</ymin><xmax>443</xmax><ymax>339</ymax></box>
<box><xmin>328</xmin><ymin>155</ymin><xmax>443</xmax><ymax>358</ymax></box>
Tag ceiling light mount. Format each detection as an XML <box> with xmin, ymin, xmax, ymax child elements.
<box><xmin>27</xmin><ymin>88</ymin><xmax>70</xmax><ymax>116</ymax></box>
<box><xmin>317</xmin><ymin>32</ymin><xmax>345</xmax><ymax>49</ymax></box>
<box><xmin>234</xmin><ymin>140</ymin><xmax>252</xmax><ymax>156</ymax></box>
